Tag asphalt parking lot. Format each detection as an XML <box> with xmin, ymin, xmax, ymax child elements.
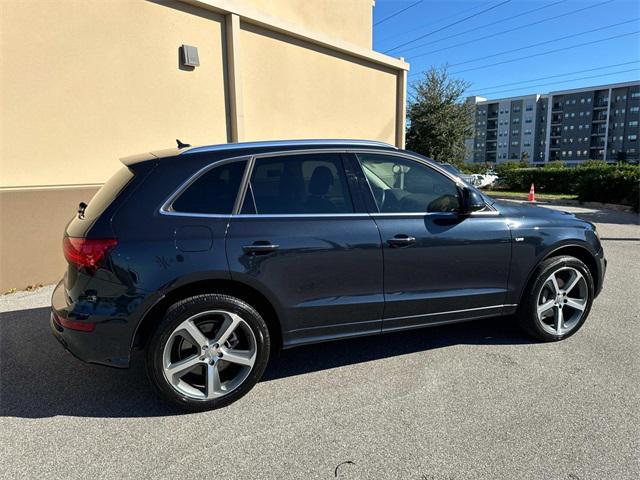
<box><xmin>1</xmin><ymin>204</ymin><xmax>638</xmax><ymax>480</ymax></box>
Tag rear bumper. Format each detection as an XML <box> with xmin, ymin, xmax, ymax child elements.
<box><xmin>50</xmin><ymin>279</ymin><xmax>138</xmax><ymax>368</ymax></box>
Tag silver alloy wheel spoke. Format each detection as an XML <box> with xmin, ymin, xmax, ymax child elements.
<box><xmin>207</xmin><ymin>363</ymin><xmax>223</xmax><ymax>398</ymax></box>
<box><xmin>565</xmin><ymin>297</ymin><xmax>586</xmax><ymax>311</ymax></box>
<box><xmin>537</xmin><ymin>299</ymin><xmax>555</xmax><ymax>317</ymax></box>
<box><xmin>181</xmin><ymin>319</ymin><xmax>209</xmax><ymax>348</ymax></box>
<box><xmin>564</xmin><ymin>270</ymin><xmax>583</xmax><ymax>294</ymax></box>
<box><xmin>213</xmin><ymin>313</ymin><xmax>243</xmax><ymax>346</ymax></box>
<box><xmin>549</xmin><ymin>274</ymin><xmax>560</xmax><ymax>295</ymax></box>
<box><xmin>220</xmin><ymin>347</ymin><xmax>255</xmax><ymax>367</ymax></box>
<box><xmin>166</xmin><ymin>354</ymin><xmax>203</xmax><ymax>380</ymax></box>
<box><xmin>555</xmin><ymin>305</ymin><xmax>564</xmax><ymax>334</ymax></box>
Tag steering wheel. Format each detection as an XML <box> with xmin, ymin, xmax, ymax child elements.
<box><xmin>427</xmin><ymin>194</ymin><xmax>459</xmax><ymax>213</ymax></box>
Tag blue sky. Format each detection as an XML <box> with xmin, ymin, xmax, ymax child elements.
<box><xmin>373</xmin><ymin>0</ymin><xmax>640</xmax><ymax>100</ymax></box>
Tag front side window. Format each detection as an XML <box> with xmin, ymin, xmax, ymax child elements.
<box><xmin>245</xmin><ymin>153</ymin><xmax>354</xmax><ymax>214</ymax></box>
<box><xmin>357</xmin><ymin>154</ymin><xmax>461</xmax><ymax>213</ymax></box>
<box><xmin>172</xmin><ymin>160</ymin><xmax>247</xmax><ymax>214</ymax></box>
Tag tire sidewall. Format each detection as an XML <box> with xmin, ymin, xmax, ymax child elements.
<box><xmin>523</xmin><ymin>256</ymin><xmax>594</xmax><ymax>341</ymax></box>
<box><xmin>146</xmin><ymin>294</ymin><xmax>270</xmax><ymax>412</ymax></box>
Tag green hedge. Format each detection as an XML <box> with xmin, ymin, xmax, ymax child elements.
<box><xmin>493</xmin><ymin>164</ymin><xmax>640</xmax><ymax>211</ymax></box>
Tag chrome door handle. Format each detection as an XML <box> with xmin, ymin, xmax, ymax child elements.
<box><xmin>387</xmin><ymin>235</ymin><xmax>416</xmax><ymax>247</ymax></box>
<box><xmin>242</xmin><ymin>243</ymin><xmax>280</xmax><ymax>255</ymax></box>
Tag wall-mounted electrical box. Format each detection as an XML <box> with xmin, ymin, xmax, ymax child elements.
<box><xmin>180</xmin><ymin>44</ymin><xmax>200</xmax><ymax>67</ymax></box>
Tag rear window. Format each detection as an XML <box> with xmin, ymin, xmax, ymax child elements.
<box><xmin>171</xmin><ymin>160</ymin><xmax>247</xmax><ymax>214</ymax></box>
<box><xmin>83</xmin><ymin>166</ymin><xmax>134</xmax><ymax>220</ymax></box>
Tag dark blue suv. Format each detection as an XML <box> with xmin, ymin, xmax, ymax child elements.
<box><xmin>51</xmin><ymin>139</ymin><xmax>606</xmax><ymax>411</ymax></box>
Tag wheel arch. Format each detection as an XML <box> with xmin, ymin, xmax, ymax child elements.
<box><xmin>519</xmin><ymin>242</ymin><xmax>599</xmax><ymax>305</ymax></box>
<box><xmin>132</xmin><ymin>278</ymin><xmax>283</xmax><ymax>355</ymax></box>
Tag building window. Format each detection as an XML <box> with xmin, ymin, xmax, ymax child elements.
<box><xmin>629</xmin><ymin>121</ymin><xmax>639</xmax><ymax>127</ymax></box>
<box><xmin>587</xmin><ymin>98</ymin><xmax>592</xmax><ymax>103</ymax></box>
<box><xmin>631</xmin><ymin>92</ymin><xmax>640</xmax><ymax>98</ymax></box>
<box><xmin>630</xmin><ymin>106</ymin><xmax>639</xmax><ymax>113</ymax></box>
<box><xmin>629</xmin><ymin>134</ymin><xmax>638</xmax><ymax>141</ymax></box>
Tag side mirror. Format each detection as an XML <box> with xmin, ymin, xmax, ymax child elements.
<box><xmin>460</xmin><ymin>187</ymin><xmax>486</xmax><ymax>214</ymax></box>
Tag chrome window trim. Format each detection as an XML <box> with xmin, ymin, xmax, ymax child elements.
<box><xmin>233</xmin><ymin>213</ymin><xmax>372</xmax><ymax>219</ymax></box>
<box><xmin>159</xmin><ymin>155</ymin><xmax>252</xmax><ymax>217</ymax></box>
<box><xmin>384</xmin><ymin>304</ymin><xmax>518</xmax><ymax>322</ymax></box>
<box><xmin>158</xmin><ymin>147</ymin><xmax>499</xmax><ymax>219</ymax></box>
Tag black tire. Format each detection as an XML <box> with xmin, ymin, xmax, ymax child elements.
<box><xmin>145</xmin><ymin>294</ymin><xmax>270</xmax><ymax>412</ymax></box>
<box><xmin>517</xmin><ymin>255</ymin><xmax>594</xmax><ymax>342</ymax></box>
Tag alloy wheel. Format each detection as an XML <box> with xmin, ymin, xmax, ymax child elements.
<box><xmin>162</xmin><ymin>310</ymin><xmax>257</xmax><ymax>400</ymax></box>
<box><xmin>536</xmin><ymin>266</ymin><xmax>589</xmax><ymax>336</ymax></box>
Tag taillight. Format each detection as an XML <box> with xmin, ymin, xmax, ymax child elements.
<box><xmin>63</xmin><ymin>237</ymin><xmax>117</xmax><ymax>272</ymax></box>
<box><xmin>52</xmin><ymin>311</ymin><xmax>95</xmax><ymax>332</ymax></box>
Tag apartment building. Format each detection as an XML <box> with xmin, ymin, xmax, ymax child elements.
<box><xmin>1</xmin><ymin>0</ymin><xmax>408</xmax><ymax>291</ymax></box>
<box><xmin>467</xmin><ymin>81</ymin><xmax>640</xmax><ymax>165</ymax></box>
<box><xmin>469</xmin><ymin>94</ymin><xmax>542</xmax><ymax>163</ymax></box>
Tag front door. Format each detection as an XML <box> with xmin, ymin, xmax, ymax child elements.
<box><xmin>226</xmin><ymin>152</ymin><xmax>384</xmax><ymax>346</ymax></box>
<box><xmin>351</xmin><ymin>152</ymin><xmax>511</xmax><ymax>332</ymax></box>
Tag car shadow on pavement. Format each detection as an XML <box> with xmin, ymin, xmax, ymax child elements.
<box><xmin>1</xmin><ymin>306</ymin><xmax>532</xmax><ymax>419</ymax></box>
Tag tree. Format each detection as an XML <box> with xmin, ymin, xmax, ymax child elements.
<box><xmin>406</xmin><ymin>66</ymin><xmax>473</xmax><ymax>167</ymax></box>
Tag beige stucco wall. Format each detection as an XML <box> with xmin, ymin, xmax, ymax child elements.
<box><xmin>241</xmin><ymin>0</ymin><xmax>373</xmax><ymax>49</ymax></box>
<box><xmin>239</xmin><ymin>22</ymin><xmax>398</xmax><ymax>144</ymax></box>
<box><xmin>0</xmin><ymin>187</ymin><xmax>99</xmax><ymax>291</ymax></box>
<box><xmin>1</xmin><ymin>0</ymin><xmax>228</xmax><ymax>188</ymax></box>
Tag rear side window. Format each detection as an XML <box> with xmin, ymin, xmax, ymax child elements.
<box><xmin>245</xmin><ymin>153</ymin><xmax>354</xmax><ymax>214</ymax></box>
<box><xmin>83</xmin><ymin>166</ymin><xmax>134</xmax><ymax>220</ymax></box>
<box><xmin>172</xmin><ymin>160</ymin><xmax>247</xmax><ymax>214</ymax></box>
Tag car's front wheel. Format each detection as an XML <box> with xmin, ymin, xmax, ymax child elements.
<box><xmin>518</xmin><ymin>255</ymin><xmax>594</xmax><ymax>341</ymax></box>
<box><xmin>146</xmin><ymin>294</ymin><xmax>270</xmax><ymax>412</ymax></box>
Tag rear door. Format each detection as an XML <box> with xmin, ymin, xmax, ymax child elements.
<box><xmin>350</xmin><ymin>151</ymin><xmax>512</xmax><ymax>332</ymax></box>
<box><xmin>225</xmin><ymin>151</ymin><xmax>384</xmax><ymax>347</ymax></box>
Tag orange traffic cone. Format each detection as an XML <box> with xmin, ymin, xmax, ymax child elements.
<box><xmin>528</xmin><ymin>183</ymin><xmax>536</xmax><ymax>202</ymax></box>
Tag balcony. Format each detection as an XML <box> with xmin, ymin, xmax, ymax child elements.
<box><xmin>552</xmin><ymin>102</ymin><xmax>563</xmax><ymax>112</ymax></box>
<box><xmin>592</xmin><ymin>112</ymin><xmax>608</xmax><ymax>122</ymax></box>
<box><xmin>551</xmin><ymin>114</ymin><xmax>563</xmax><ymax>124</ymax></box>
<box><xmin>591</xmin><ymin>127</ymin><xmax>606</xmax><ymax>136</ymax></box>
<box><xmin>593</xmin><ymin>100</ymin><xmax>609</xmax><ymax>109</ymax></box>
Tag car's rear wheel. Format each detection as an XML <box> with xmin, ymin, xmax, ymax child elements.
<box><xmin>146</xmin><ymin>294</ymin><xmax>270</xmax><ymax>412</ymax></box>
<box><xmin>518</xmin><ymin>255</ymin><xmax>594</xmax><ymax>342</ymax></box>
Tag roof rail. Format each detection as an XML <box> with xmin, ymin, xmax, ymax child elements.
<box><xmin>182</xmin><ymin>139</ymin><xmax>397</xmax><ymax>155</ymax></box>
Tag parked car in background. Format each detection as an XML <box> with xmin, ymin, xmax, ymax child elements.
<box><xmin>438</xmin><ymin>163</ymin><xmax>498</xmax><ymax>188</ymax></box>
<box><xmin>473</xmin><ymin>172</ymin><xmax>499</xmax><ymax>188</ymax></box>
<box><xmin>438</xmin><ymin>162</ymin><xmax>476</xmax><ymax>185</ymax></box>
<box><xmin>51</xmin><ymin>139</ymin><xmax>606</xmax><ymax>412</ymax></box>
